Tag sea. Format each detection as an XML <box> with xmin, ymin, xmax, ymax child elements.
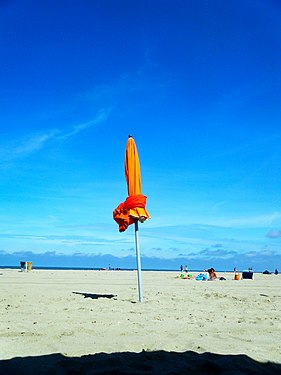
<box><xmin>0</xmin><ymin>265</ymin><xmax>262</xmax><ymax>273</ymax></box>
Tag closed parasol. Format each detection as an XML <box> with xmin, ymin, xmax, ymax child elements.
<box><xmin>113</xmin><ymin>135</ymin><xmax>150</xmax><ymax>302</ymax></box>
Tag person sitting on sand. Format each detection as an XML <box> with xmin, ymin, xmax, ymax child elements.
<box><xmin>206</xmin><ymin>267</ymin><xmax>218</xmax><ymax>279</ymax></box>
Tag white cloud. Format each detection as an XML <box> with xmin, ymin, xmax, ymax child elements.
<box><xmin>198</xmin><ymin>248</ymin><xmax>237</xmax><ymax>259</ymax></box>
<box><xmin>0</xmin><ymin>130</ymin><xmax>59</xmax><ymax>162</ymax></box>
<box><xmin>0</xmin><ymin>110</ymin><xmax>110</xmax><ymax>164</ymax></box>
<box><xmin>57</xmin><ymin>109</ymin><xmax>111</xmax><ymax>140</ymax></box>
<box><xmin>221</xmin><ymin>212</ymin><xmax>281</xmax><ymax>228</ymax></box>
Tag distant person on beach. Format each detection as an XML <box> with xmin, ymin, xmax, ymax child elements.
<box><xmin>206</xmin><ymin>267</ymin><xmax>217</xmax><ymax>279</ymax></box>
<box><xmin>275</xmin><ymin>269</ymin><xmax>278</xmax><ymax>275</ymax></box>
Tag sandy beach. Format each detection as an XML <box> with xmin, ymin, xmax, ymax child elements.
<box><xmin>0</xmin><ymin>269</ymin><xmax>280</xmax><ymax>374</ymax></box>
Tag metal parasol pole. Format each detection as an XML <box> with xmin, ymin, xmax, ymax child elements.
<box><xmin>134</xmin><ymin>220</ymin><xmax>143</xmax><ymax>302</ymax></box>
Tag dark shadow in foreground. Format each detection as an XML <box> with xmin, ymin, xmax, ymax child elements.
<box><xmin>73</xmin><ymin>291</ymin><xmax>117</xmax><ymax>300</ymax></box>
<box><xmin>1</xmin><ymin>350</ymin><xmax>280</xmax><ymax>375</ymax></box>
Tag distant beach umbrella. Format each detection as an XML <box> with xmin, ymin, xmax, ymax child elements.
<box><xmin>113</xmin><ymin>135</ymin><xmax>150</xmax><ymax>302</ymax></box>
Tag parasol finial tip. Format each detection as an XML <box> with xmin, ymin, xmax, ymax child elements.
<box><xmin>128</xmin><ymin>134</ymin><xmax>133</xmax><ymax>138</ymax></box>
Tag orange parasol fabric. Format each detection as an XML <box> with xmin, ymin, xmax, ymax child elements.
<box><xmin>113</xmin><ymin>135</ymin><xmax>149</xmax><ymax>302</ymax></box>
<box><xmin>125</xmin><ymin>135</ymin><xmax>142</xmax><ymax>196</ymax></box>
<box><xmin>113</xmin><ymin>136</ymin><xmax>150</xmax><ymax>232</ymax></box>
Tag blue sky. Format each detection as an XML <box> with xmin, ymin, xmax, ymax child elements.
<box><xmin>0</xmin><ymin>0</ymin><xmax>281</xmax><ymax>271</ymax></box>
